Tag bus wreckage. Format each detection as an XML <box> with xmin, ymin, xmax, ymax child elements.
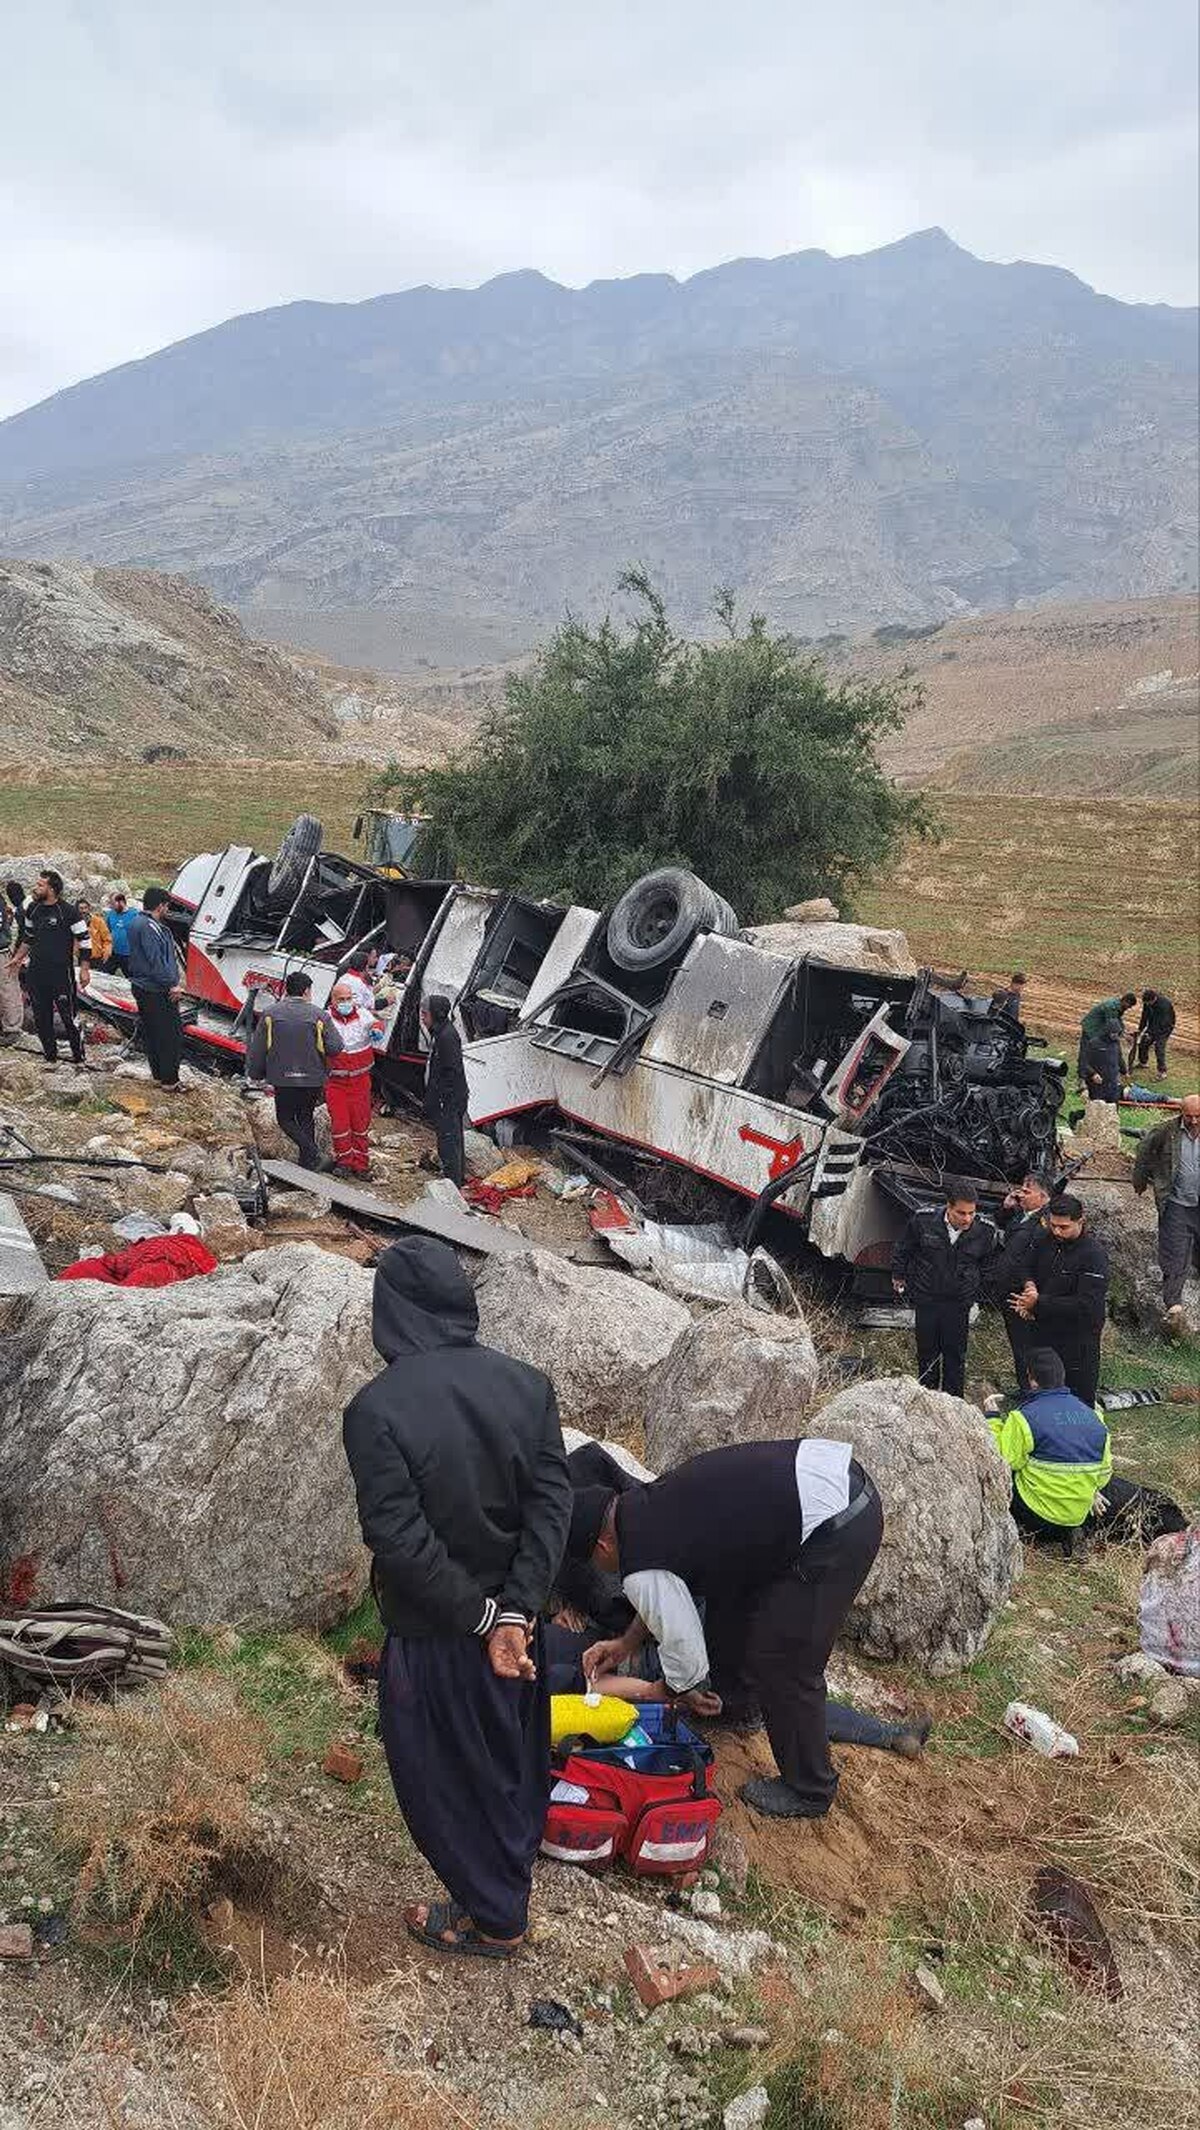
<box><xmin>86</xmin><ymin>816</ymin><xmax>1065</xmax><ymax>1291</ymax></box>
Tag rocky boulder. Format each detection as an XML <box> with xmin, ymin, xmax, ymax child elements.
<box><xmin>743</xmin><ymin>919</ymin><xmax>916</xmax><ymax>977</ymax></box>
<box><xmin>642</xmin><ymin>1304</ymin><xmax>820</xmax><ymax>1469</ymax></box>
<box><xmin>1075</xmin><ymin>1099</ymin><xmax>1122</xmax><ymax>1152</ymax></box>
<box><xmin>0</xmin><ymin>1244</ymin><xmax>374</xmax><ymax>1629</ymax></box>
<box><xmin>802</xmin><ymin>1376</ymin><xmax>1022</xmax><ymax>1673</ymax></box>
<box><xmin>474</xmin><ymin>1248</ymin><xmax>690</xmax><ymax>1431</ymax></box>
<box><xmin>0</xmin><ymin>850</ymin><xmax>121</xmax><ymax>901</ymax></box>
<box><xmin>782</xmin><ymin>896</ymin><xmax>840</xmax><ymax>923</ymax></box>
<box><xmin>1075</xmin><ymin>1177</ymin><xmax>1200</xmax><ymax>1333</ymax></box>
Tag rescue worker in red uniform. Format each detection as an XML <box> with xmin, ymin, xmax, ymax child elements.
<box><xmin>326</xmin><ymin>977</ymin><xmax>381</xmax><ymax>1176</ymax></box>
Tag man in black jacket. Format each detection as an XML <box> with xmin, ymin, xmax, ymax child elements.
<box><xmin>1008</xmin><ymin>1193</ymin><xmax>1109</xmax><ymax>1406</ymax></box>
<box><xmin>342</xmin><ymin>1236</ymin><xmax>571</xmax><ymax>1959</ymax></box>
<box><xmin>423</xmin><ymin>993</ymin><xmax>469</xmax><ymax>1186</ymax></box>
<box><xmin>1133</xmin><ymin>990</ymin><xmax>1176</xmax><ymax>1078</ymax></box>
<box><xmin>10</xmin><ymin>869</ymin><xmax>91</xmax><ymax>1065</ymax></box>
<box><xmin>565</xmin><ymin>1436</ymin><xmax>883</xmax><ymax>1820</ymax></box>
<box><xmin>989</xmin><ymin>1170</ymin><xmax>1052</xmax><ymax>1390</ymax></box>
<box><xmin>892</xmin><ymin>1180</ymin><xmax>995</xmax><ymax>1398</ymax></box>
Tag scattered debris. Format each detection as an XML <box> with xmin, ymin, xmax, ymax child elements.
<box><xmin>911</xmin><ymin>1961</ymin><xmax>947</xmax><ymax>2011</ymax></box>
<box><xmin>262</xmin><ymin>1157</ymin><xmax>531</xmax><ymax>1257</ymax></box>
<box><xmin>1029</xmin><ymin>1867</ymin><xmax>1122</xmax><ymax>2000</ymax></box>
<box><xmin>322</xmin><ymin>1741</ymin><xmax>365</xmax><ymax>1785</ymax></box>
<box><xmin>1002</xmin><ymin>1703</ymin><xmax>1079</xmax><ymax>1757</ymax></box>
<box><xmin>528</xmin><ymin>1998</ymin><xmax>583</xmax><ymax>2038</ymax></box>
<box><xmin>623</xmin><ymin>1944</ymin><xmax>722</xmax><ymax>2009</ymax></box>
<box><xmin>1139</xmin><ymin>1526</ymin><xmax>1200</xmax><ymax>1676</ymax></box>
<box><xmin>56</xmin><ymin>1233</ymin><xmax>218</xmax><ymax>1287</ymax></box>
<box><xmin>594</xmin><ymin>1201</ymin><xmax>796</xmax><ymax>1312</ymax></box>
<box><xmin>0</xmin><ymin>1193</ymin><xmax>48</xmax><ymax>1293</ymax></box>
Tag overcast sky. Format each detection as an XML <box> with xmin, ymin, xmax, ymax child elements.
<box><xmin>3</xmin><ymin>0</ymin><xmax>1196</xmax><ymax>418</ymax></box>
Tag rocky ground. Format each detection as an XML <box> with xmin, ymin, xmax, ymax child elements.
<box><xmin>0</xmin><ymin>1009</ymin><xmax>1197</xmax><ymax>2130</ymax></box>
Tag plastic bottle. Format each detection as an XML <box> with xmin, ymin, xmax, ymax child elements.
<box><xmin>1003</xmin><ymin>1702</ymin><xmax>1079</xmax><ymax>1757</ymax></box>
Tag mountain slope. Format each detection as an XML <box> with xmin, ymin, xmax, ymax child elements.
<box><xmin>0</xmin><ymin>558</ymin><xmax>468</xmax><ymax>763</ymax></box>
<box><xmin>0</xmin><ymin>231</ymin><xmax>1194</xmax><ymax>653</ymax></box>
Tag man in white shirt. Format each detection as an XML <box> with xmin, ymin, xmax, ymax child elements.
<box><xmin>564</xmin><ymin>1436</ymin><xmax>883</xmax><ymax>1821</ymax></box>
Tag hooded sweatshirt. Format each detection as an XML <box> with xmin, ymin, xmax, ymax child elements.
<box><xmin>342</xmin><ymin>1237</ymin><xmax>571</xmax><ymax>1639</ymax></box>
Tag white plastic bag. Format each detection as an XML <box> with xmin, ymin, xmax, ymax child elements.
<box><xmin>1140</xmin><ymin>1526</ymin><xmax>1200</xmax><ymax>1677</ymax></box>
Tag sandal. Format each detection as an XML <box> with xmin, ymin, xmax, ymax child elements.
<box><xmin>404</xmin><ymin>1899</ymin><xmax>523</xmax><ymax>1960</ymax></box>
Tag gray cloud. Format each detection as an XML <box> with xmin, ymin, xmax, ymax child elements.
<box><xmin>3</xmin><ymin>0</ymin><xmax>1196</xmax><ymax>417</ymax></box>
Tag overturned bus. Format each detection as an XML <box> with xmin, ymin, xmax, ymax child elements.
<box><xmin>85</xmin><ymin>822</ymin><xmax>1064</xmax><ymax>1286</ymax></box>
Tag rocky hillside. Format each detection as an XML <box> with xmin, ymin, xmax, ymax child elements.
<box><xmin>0</xmin><ymin>558</ymin><xmax>472</xmax><ymax>763</ymax></box>
<box><xmin>0</xmin><ymin>230</ymin><xmax>1194</xmax><ymax>664</ymax></box>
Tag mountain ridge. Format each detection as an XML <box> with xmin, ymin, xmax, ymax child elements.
<box><xmin>0</xmin><ymin>230</ymin><xmax>1194</xmax><ymax>651</ymax></box>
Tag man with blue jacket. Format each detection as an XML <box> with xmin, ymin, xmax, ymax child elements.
<box><xmin>125</xmin><ymin>887</ymin><xmax>184</xmax><ymax>1089</ymax></box>
<box><xmin>988</xmin><ymin>1348</ymin><xmax>1111</xmax><ymax>1542</ymax></box>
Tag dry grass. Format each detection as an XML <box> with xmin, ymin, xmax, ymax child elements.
<box><xmin>189</xmin><ymin>1971</ymin><xmax>478</xmax><ymax>2130</ymax></box>
<box><xmin>58</xmin><ymin>1675</ymin><xmax>267</xmax><ymax>1932</ymax></box>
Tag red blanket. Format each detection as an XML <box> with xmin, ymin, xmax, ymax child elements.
<box><xmin>57</xmin><ymin>1235</ymin><xmax>218</xmax><ymax>1287</ymax></box>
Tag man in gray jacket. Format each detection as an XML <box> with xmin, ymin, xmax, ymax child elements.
<box><xmin>244</xmin><ymin>971</ymin><xmax>342</xmax><ymax>1170</ymax></box>
<box><xmin>1133</xmin><ymin>1094</ymin><xmax>1200</xmax><ymax>1337</ymax></box>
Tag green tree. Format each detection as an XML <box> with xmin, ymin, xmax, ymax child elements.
<box><xmin>369</xmin><ymin>573</ymin><xmax>931</xmax><ymax>921</ymax></box>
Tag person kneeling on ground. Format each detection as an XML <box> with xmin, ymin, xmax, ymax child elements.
<box><xmin>892</xmin><ymin>1179</ymin><xmax>995</xmax><ymax>1398</ymax></box>
<box><xmin>244</xmin><ymin>970</ymin><xmax>342</xmax><ymax>1171</ymax></box>
<box><xmin>343</xmin><ymin>1237</ymin><xmax>571</xmax><ymax>1959</ymax></box>
<box><xmin>564</xmin><ymin>1436</ymin><xmax>883</xmax><ymax>1820</ymax></box>
<box><xmin>989</xmin><ymin>1347</ymin><xmax>1185</xmax><ymax>1548</ymax></box>
<box><xmin>325</xmin><ymin>977</ymin><xmax>381</xmax><ymax>1177</ymax></box>
<box><xmin>1133</xmin><ymin>1092</ymin><xmax>1200</xmax><ymax>1340</ymax></box>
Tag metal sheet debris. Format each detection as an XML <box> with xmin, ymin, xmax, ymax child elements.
<box><xmin>261</xmin><ymin>1159</ymin><xmax>532</xmax><ymax>1257</ymax></box>
<box><xmin>0</xmin><ymin>1194</ymin><xmax>48</xmax><ymax>1293</ymax></box>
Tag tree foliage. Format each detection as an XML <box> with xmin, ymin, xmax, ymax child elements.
<box><xmin>369</xmin><ymin>573</ymin><xmax>932</xmax><ymax>922</ymax></box>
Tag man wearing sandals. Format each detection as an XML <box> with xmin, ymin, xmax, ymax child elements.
<box><xmin>343</xmin><ymin>1236</ymin><xmax>571</xmax><ymax>1958</ymax></box>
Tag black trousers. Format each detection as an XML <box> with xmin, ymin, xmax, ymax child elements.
<box><xmin>1133</xmin><ymin>1031</ymin><xmax>1170</xmax><ymax>1074</ymax></box>
<box><xmin>706</xmin><ymin>1480</ymin><xmax>885</xmax><ymax>1811</ymax></box>
<box><xmin>1001</xmin><ymin>1306</ymin><xmax>1036</xmax><ymax>1394</ymax></box>
<box><xmin>28</xmin><ymin>970</ymin><xmax>83</xmax><ymax>1062</ymax></box>
<box><xmin>1013</xmin><ymin>1475</ymin><xmax>1186</xmax><ymax>1549</ymax></box>
<box><xmin>377</xmin><ymin>1625</ymin><xmax>550</xmax><ymax>1940</ymax></box>
<box><xmin>1042</xmin><ymin>1331</ymin><xmax>1101</xmax><ymax>1408</ymax></box>
<box><xmin>435</xmin><ymin>1109</ymin><xmax>466</xmax><ymax>1187</ymax></box>
<box><xmin>274</xmin><ymin>1086</ymin><xmax>323</xmax><ymax>1169</ymax></box>
<box><xmin>131</xmin><ymin>984</ymin><xmax>183</xmax><ymax>1085</ymax></box>
<box><xmin>914</xmin><ymin>1300</ymin><xmax>970</xmax><ymax>1398</ymax></box>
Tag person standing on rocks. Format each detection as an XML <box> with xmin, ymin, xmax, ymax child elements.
<box><xmin>0</xmin><ymin>888</ymin><xmax>24</xmax><ymax>1043</ymax></box>
<box><xmin>892</xmin><ymin>1180</ymin><xmax>995</xmax><ymax>1398</ymax></box>
<box><xmin>125</xmin><ymin>888</ymin><xmax>186</xmax><ymax>1090</ymax></box>
<box><xmin>1008</xmin><ymin>1193</ymin><xmax>1109</xmax><ymax>1406</ymax></box>
<box><xmin>990</xmin><ymin>1170</ymin><xmax>1053</xmax><ymax>1390</ymax></box>
<box><xmin>324</xmin><ymin>976</ymin><xmax>381</xmax><ymax>1177</ymax></box>
<box><xmin>423</xmin><ymin>993</ymin><xmax>469</xmax><ymax>1187</ymax></box>
<box><xmin>564</xmin><ymin>1437</ymin><xmax>883</xmax><ymax>1820</ymax></box>
<box><xmin>1133</xmin><ymin>1093</ymin><xmax>1200</xmax><ymax>1338</ymax></box>
<box><xmin>343</xmin><ymin>1236</ymin><xmax>571</xmax><ymax>1957</ymax></box>
<box><xmin>9</xmin><ymin>869</ymin><xmax>91</xmax><ymax>1067</ymax></box>
<box><xmin>244</xmin><ymin>970</ymin><xmax>342</xmax><ymax>1171</ymax></box>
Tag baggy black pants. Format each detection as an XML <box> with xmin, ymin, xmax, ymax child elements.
<box><xmin>274</xmin><ymin>1086</ymin><xmax>323</xmax><ymax>1169</ymax></box>
<box><xmin>1158</xmin><ymin>1199</ymin><xmax>1199</xmax><ymax>1310</ymax></box>
<box><xmin>706</xmin><ymin>1479</ymin><xmax>885</xmax><ymax>1812</ymax></box>
<box><xmin>1001</xmin><ymin>1306</ymin><xmax>1035</xmax><ymax>1394</ymax></box>
<box><xmin>435</xmin><ymin>1109</ymin><xmax>466</xmax><ymax>1187</ymax></box>
<box><xmin>131</xmin><ymin>984</ymin><xmax>183</xmax><ymax>1086</ymax></box>
<box><xmin>28</xmin><ymin>970</ymin><xmax>83</xmax><ymax>1063</ymax></box>
<box><xmin>914</xmin><ymin>1299</ymin><xmax>970</xmax><ymax>1398</ymax></box>
<box><xmin>377</xmin><ymin>1625</ymin><xmax>550</xmax><ymax>1940</ymax></box>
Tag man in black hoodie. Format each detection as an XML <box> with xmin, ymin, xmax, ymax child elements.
<box><xmin>342</xmin><ymin>1236</ymin><xmax>571</xmax><ymax>1959</ymax></box>
<box><xmin>422</xmin><ymin>993</ymin><xmax>469</xmax><ymax>1186</ymax></box>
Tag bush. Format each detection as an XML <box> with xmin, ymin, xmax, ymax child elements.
<box><xmin>59</xmin><ymin>1675</ymin><xmax>266</xmax><ymax>1932</ymax></box>
<box><xmin>371</xmin><ymin>572</ymin><xmax>931</xmax><ymax>922</ymax></box>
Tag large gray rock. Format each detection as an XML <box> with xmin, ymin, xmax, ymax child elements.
<box><xmin>474</xmin><ymin>1248</ymin><xmax>690</xmax><ymax>1431</ymax></box>
<box><xmin>642</xmin><ymin>1304</ymin><xmax>820</xmax><ymax>1469</ymax></box>
<box><xmin>0</xmin><ymin>850</ymin><xmax>120</xmax><ymax>901</ymax></box>
<box><xmin>743</xmin><ymin>919</ymin><xmax>916</xmax><ymax>977</ymax></box>
<box><xmin>1075</xmin><ymin>1177</ymin><xmax>1200</xmax><ymax>1332</ymax></box>
<box><xmin>802</xmin><ymin>1376</ymin><xmax>1021</xmax><ymax>1673</ymax></box>
<box><xmin>0</xmin><ymin>1244</ymin><xmax>374</xmax><ymax>1629</ymax></box>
